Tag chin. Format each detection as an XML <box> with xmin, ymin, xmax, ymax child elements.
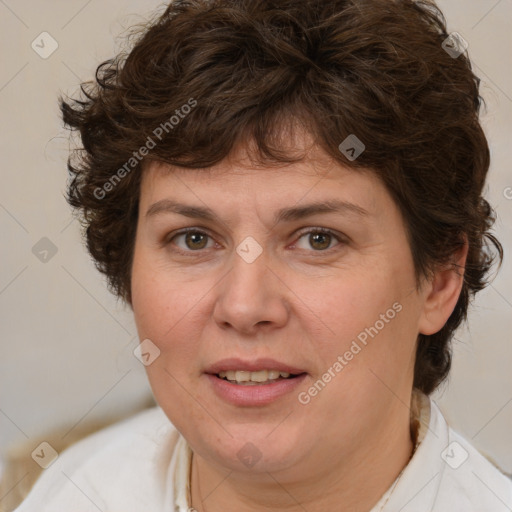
<box><xmin>193</xmin><ymin>426</ymin><xmax>306</xmax><ymax>474</ymax></box>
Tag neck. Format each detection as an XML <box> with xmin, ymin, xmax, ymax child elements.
<box><xmin>190</xmin><ymin>400</ymin><xmax>414</xmax><ymax>512</ymax></box>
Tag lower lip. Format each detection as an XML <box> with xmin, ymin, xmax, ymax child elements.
<box><xmin>205</xmin><ymin>373</ymin><xmax>308</xmax><ymax>406</ymax></box>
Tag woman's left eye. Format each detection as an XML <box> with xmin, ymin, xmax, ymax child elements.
<box><xmin>293</xmin><ymin>228</ymin><xmax>344</xmax><ymax>251</ymax></box>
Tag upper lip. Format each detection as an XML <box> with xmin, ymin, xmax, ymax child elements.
<box><xmin>205</xmin><ymin>358</ymin><xmax>307</xmax><ymax>375</ymax></box>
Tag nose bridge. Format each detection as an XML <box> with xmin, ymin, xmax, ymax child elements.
<box><xmin>212</xmin><ymin>240</ymin><xmax>289</xmax><ymax>332</ymax></box>
<box><xmin>229</xmin><ymin>250</ymin><xmax>267</xmax><ymax>300</ymax></box>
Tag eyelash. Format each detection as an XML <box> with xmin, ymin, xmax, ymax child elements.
<box><xmin>164</xmin><ymin>227</ymin><xmax>346</xmax><ymax>256</ymax></box>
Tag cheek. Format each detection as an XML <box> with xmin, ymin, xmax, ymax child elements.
<box><xmin>131</xmin><ymin>252</ymin><xmax>211</xmax><ymax>370</ymax></box>
<box><xmin>132</xmin><ymin>273</ymin><xmax>193</xmax><ymax>344</ymax></box>
<box><xmin>302</xmin><ymin>260</ymin><xmax>418</xmax><ymax>370</ymax></box>
<box><xmin>130</xmin><ymin>255</ymin><xmax>206</xmax><ymax>423</ymax></box>
<box><xmin>305</xmin><ymin>267</ymin><xmax>398</xmax><ymax>334</ymax></box>
<box><xmin>131</xmin><ymin>243</ymin><xmax>185</xmax><ymax>335</ymax></box>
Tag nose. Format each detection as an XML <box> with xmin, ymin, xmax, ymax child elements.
<box><xmin>212</xmin><ymin>247</ymin><xmax>290</xmax><ymax>335</ymax></box>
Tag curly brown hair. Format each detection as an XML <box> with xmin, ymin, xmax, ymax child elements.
<box><xmin>60</xmin><ymin>0</ymin><xmax>503</xmax><ymax>395</ymax></box>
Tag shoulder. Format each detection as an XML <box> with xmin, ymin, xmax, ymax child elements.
<box><xmin>384</xmin><ymin>394</ymin><xmax>512</xmax><ymax>512</ymax></box>
<box><xmin>436</xmin><ymin>415</ymin><xmax>512</xmax><ymax>511</ymax></box>
<box><xmin>430</xmin><ymin>400</ymin><xmax>512</xmax><ymax>511</ymax></box>
<box><xmin>15</xmin><ymin>406</ymin><xmax>180</xmax><ymax>512</ymax></box>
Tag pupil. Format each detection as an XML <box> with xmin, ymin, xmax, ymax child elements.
<box><xmin>310</xmin><ymin>232</ymin><xmax>330</xmax><ymax>250</ymax></box>
<box><xmin>186</xmin><ymin>232</ymin><xmax>207</xmax><ymax>250</ymax></box>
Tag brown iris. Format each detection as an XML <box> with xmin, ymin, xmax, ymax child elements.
<box><xmin>185</xmin><ymin>231</ymin><xmax>208</xmax><ymax>250</ymax></box>
<box><xmin>309</xmin><ymin>232</ymin><xmax>331</xmax><ymax>250</ymax></box>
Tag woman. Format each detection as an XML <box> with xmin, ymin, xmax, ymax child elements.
<box><xmin>15</xmin><ymin>0</ymin><xmax>512</xmax><ymax>510</ymax></box>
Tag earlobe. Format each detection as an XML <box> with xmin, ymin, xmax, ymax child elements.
<box><xmin>418</xmin><ymin>238</ymin><xmax>469</xmax><ymax>335</ymax></box>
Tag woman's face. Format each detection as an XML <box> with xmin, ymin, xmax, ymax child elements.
<box><xmin>131</xmin><ymin>142</ymin><xmax>432</xmax><ymax>477</ymax></box>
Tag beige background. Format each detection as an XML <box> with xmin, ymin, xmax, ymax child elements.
<box><xmin>0</xmin><ymin>0</ymin><xmax>511</xmax><ymax>491</ymax></box>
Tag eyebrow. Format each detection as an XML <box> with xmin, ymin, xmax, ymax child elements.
<box><xmin>145</xmin><ymin>198</ymin><xmax>369</xmax><ymax>223</ymax></box>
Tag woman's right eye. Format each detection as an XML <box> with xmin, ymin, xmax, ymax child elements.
<box><xmin>168</xmin><ymin>230</ymin><xmax>216</xmax><ymax>252</ymax></box>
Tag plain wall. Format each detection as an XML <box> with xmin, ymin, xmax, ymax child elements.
<box><xmin>1</xmin><ymin>0</ymin><xmax>511</xmax><ymax>480</ymax></box>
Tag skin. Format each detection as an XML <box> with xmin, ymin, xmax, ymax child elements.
<box><xmin>131</xmin><ymin>134</ymin><xmax>467</xmax><ymax>512</ymax></box>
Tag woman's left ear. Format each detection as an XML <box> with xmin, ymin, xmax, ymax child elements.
<box><xmin>418</xmin><ymin>236</ymin><xmax>469</xmax><ymax>336</ymax></box>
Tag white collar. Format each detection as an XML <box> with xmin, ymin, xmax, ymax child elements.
<box><xmin>371</xmin><ymin>389</ymin><xmax>440</xmax><ymax>511</ymax></box>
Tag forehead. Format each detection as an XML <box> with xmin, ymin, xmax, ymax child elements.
<box><xmin>141</xmin><ymin>140</ymin><xmax>382</xmax><ymax>204</ymax></box>
<box><xmin>137</xmin><ymin>160</ymin><xmax>397</xmax><ymax>244</ymax></box>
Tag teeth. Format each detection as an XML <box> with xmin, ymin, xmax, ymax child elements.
<box><xmin>235</xmin><ymin>371</ymin><xmax>250</xmax><ymax>382</ymax></box>
<box><xmin>218</xmin><ymin>370</ymin><xmax>292</xmax><ymax>383</ymax></box>
<box><xmin>246</xmin><ymin>370</ymin><xmax>266</xmax><ymax>382</ymax></box>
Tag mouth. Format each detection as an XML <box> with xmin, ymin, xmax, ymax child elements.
<box><xmin>215</xmin><ymin>369</ymin><xmax>306</xmax><ymax>386</ymax></box>
<box><xmin>204</xmin><ymin>358</ymin><xmax>308</xmax><ymax>406</ymax></box>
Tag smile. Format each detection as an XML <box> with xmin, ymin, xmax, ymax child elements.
<box><xmin>206</xmin><ymin>372</ymin><xmax>307</xmax><ymax>406</ymax></box>
<box><xmin>217</xmin><ymin>369</ymin><xmax>298</xmax><ymax>385</ymax></box>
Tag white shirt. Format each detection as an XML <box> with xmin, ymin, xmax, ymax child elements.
<box><xmin>15</xmin><ymin>393</ymin><xmax>512</xmax><ymax>511</ymax></box>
